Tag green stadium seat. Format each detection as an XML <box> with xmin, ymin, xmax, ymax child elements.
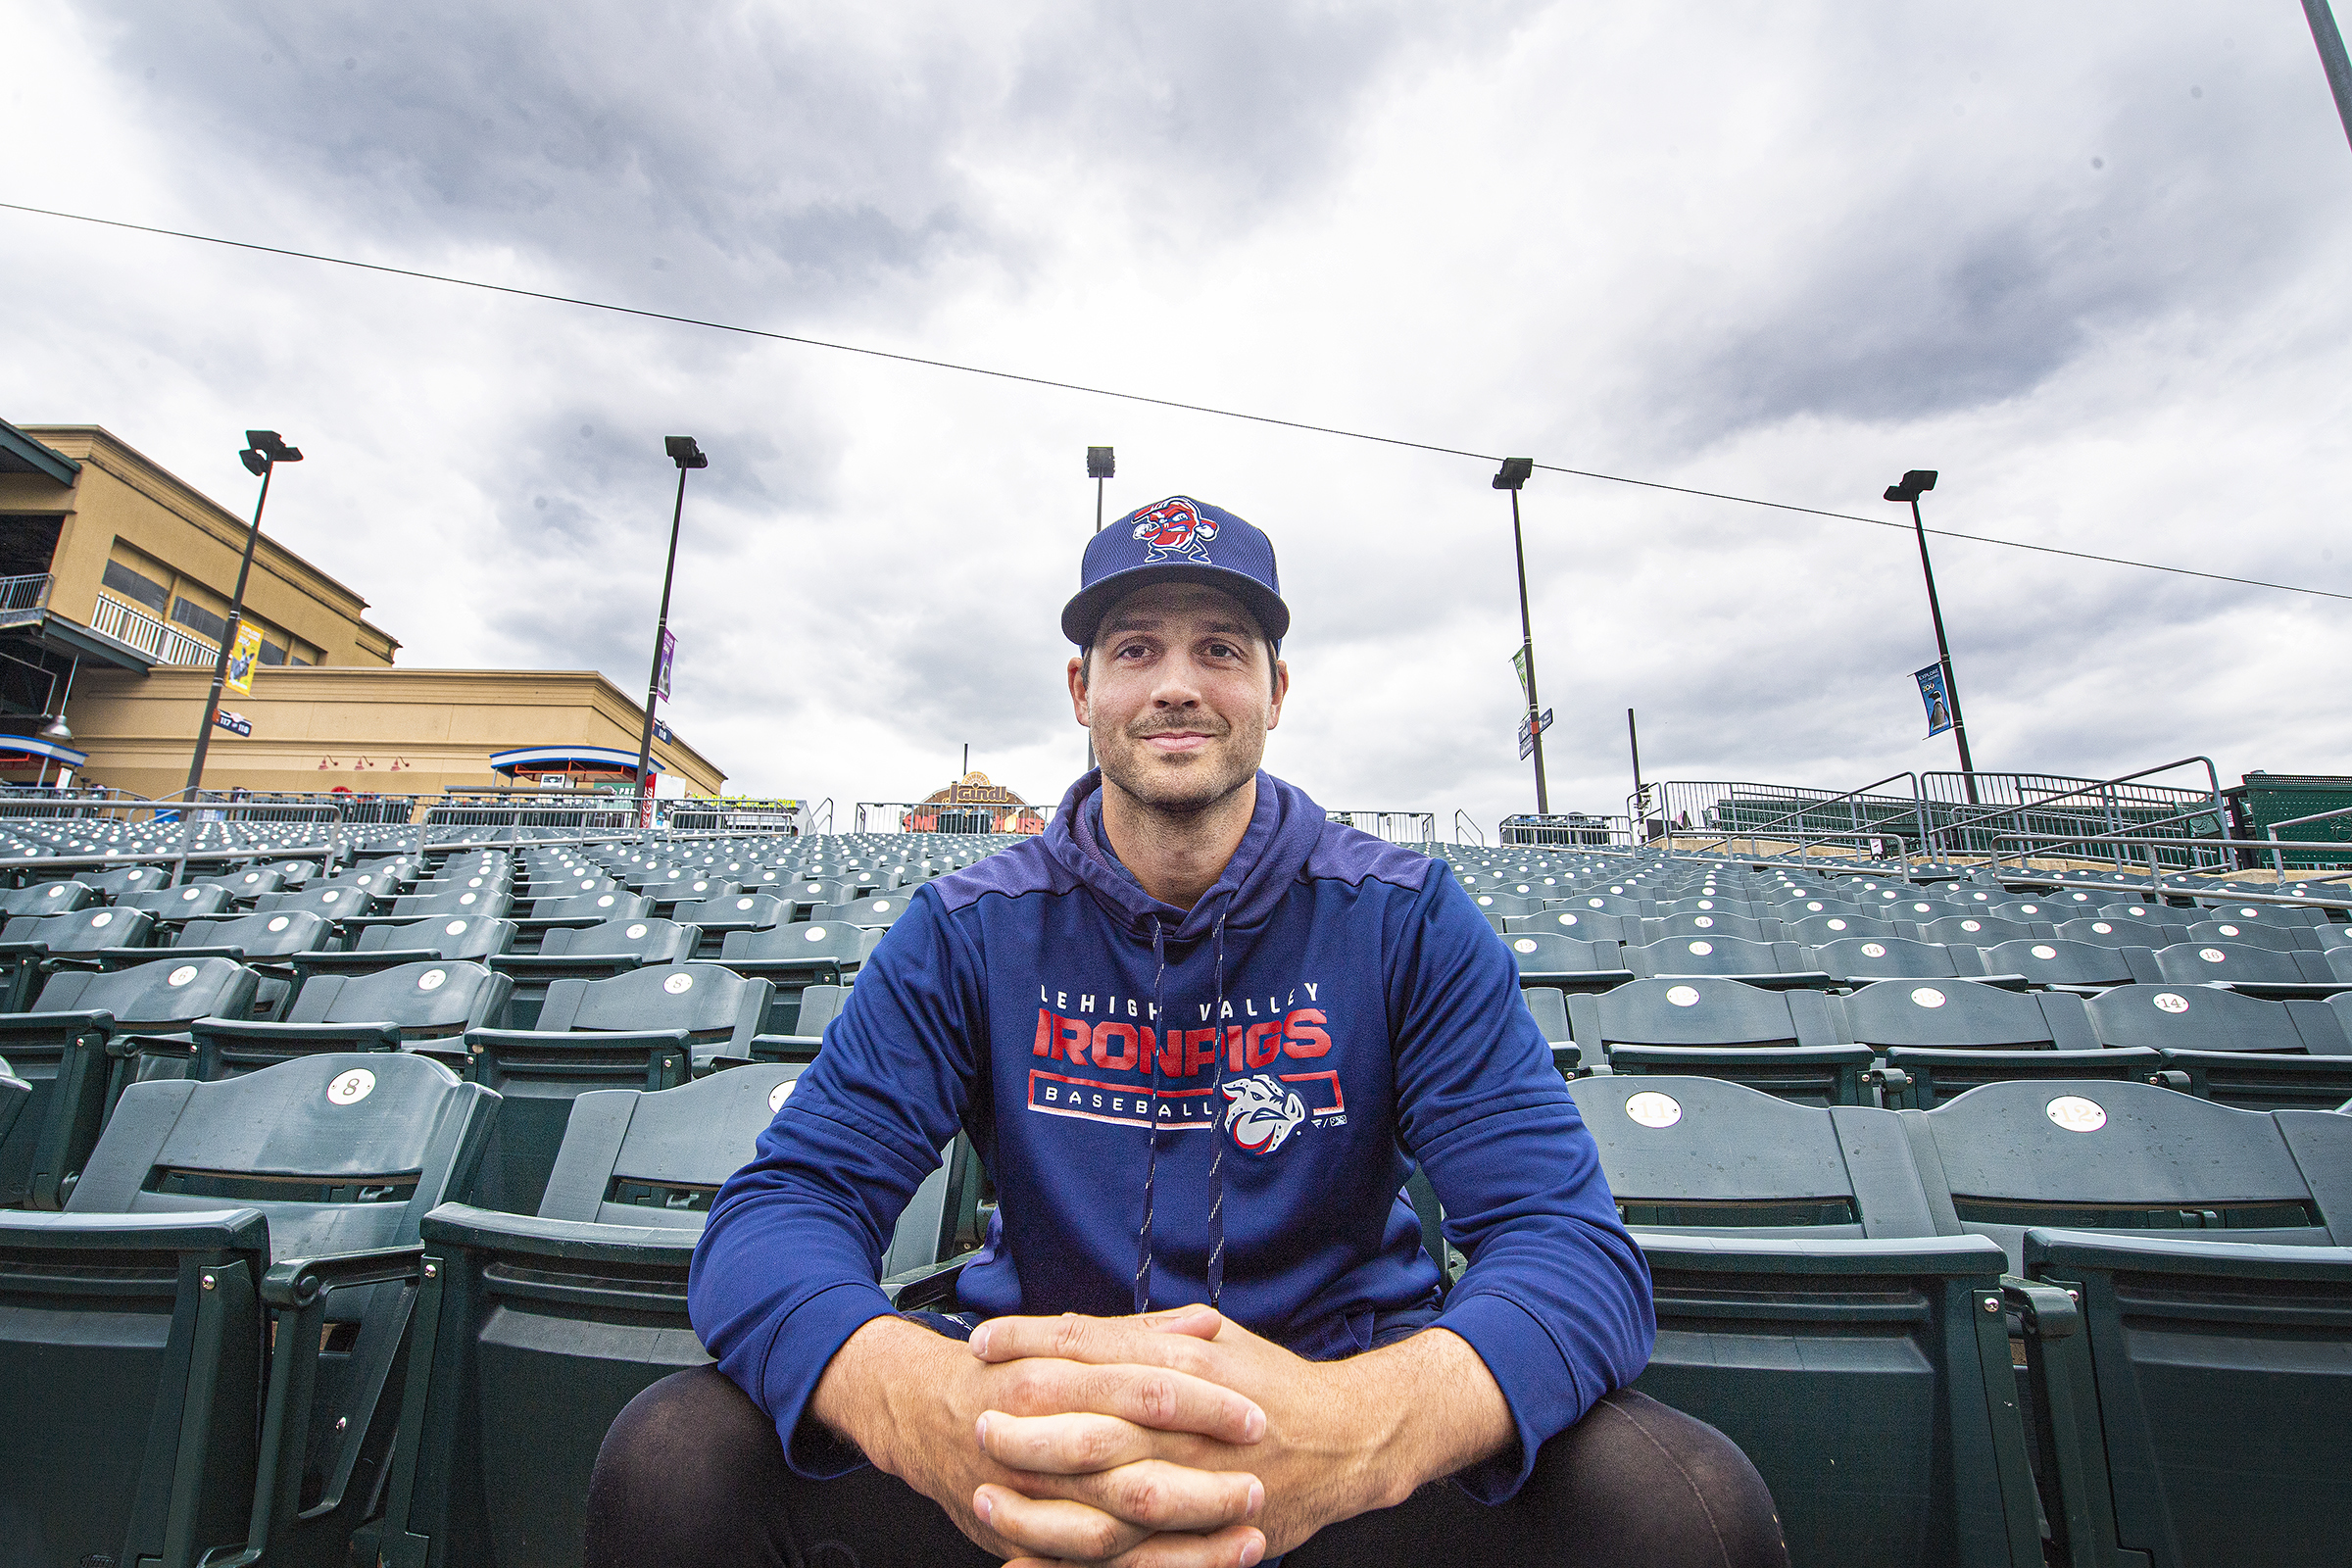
<box><xmin>489</xmin><ymin>917</ymin><xmax>702</xmax><ymax>1027</ymax></box>
<box><xmin>1904</xmin><ymin>1079</ymin><xmax>2352</xmax><ymax>1566</ymax></box>
<box><xmin>1838</xmin><ymin>977</ymin><xmax>2166</xmax><ymax>1110</ymax></box>
<box><xmin>1501</xmin><ymin>907</ymin><xmax>1640</xmax><ymax>945</ymax></box>
<box><xmin>187</xmin><ymin>959</ymin><xmax>514</xmax><ymax>1080</ymax></box>
<box><xmin>1975</xmin><ymin>938</ymin><xmax>2137</xmax><ymax>993</ymax></box>
<box><xmin>0</xmin><ymin>1057</ymin><xmax>24</xmax><ymax>1151</ymax></box>
<box><xmin>1783</xmin><ymin>911</ymin><xmax>1913</xmax><ymax>945</ymax></box>
<box><xmin>668</xmin><ymin>892</ymin><xmax>788</xmax><ymax>956</ymax></box>
<box><xmin>1815</xmin><ymin>935</ymin><xmax>2002</xmax><ymax>989</ymax></box>
<box><xmin>2083</xmin><ymin>984</ymin><xmax>2352</xmax><ymax>1109</ymax></box>
<box><xmin>286</xmin><ymin>915</ymin><xmax>520</xmax><ymax>1002</ymax></box>
<box><xmin>2182</xmin><ymin>918</ymin><xmax>2321</xmax><ymax>955</ymax></box>
<box><xmin>1497</xmin><ymin>930</ymin><xmax>1637</xmax><ymax>993</ymax></box>
<box><xmin>2140</xmin><ymin>941</ymin><xmax>2350</xmax><ymax>1001</ymax></box>
<box><xmin>746</xmin><ymin>981</ymin><xmax>849</xmax><ymax>1062</ymax></box>
<box><xmin>1566</xmin><ymin>1074</ymin><xmax>2042</xmax><ymax>1567</ymax></box>
<box><xmin>0</xmin><ymin>956</ymin><xmax>261</xmax><ymax>1208</ymax></box>
<box><xmin>713</xmin><ymin>920</ymin><xmax>873</xmax><ymax>1025</ymax></box>
<box><xmin>192</xmin><ymin>865</ymin><xmax>289</xmax><ymax>903</ymax></box>
<box><xmin>1520</xmin><ymin>985</ymin><xmax>1577</xmax><ymax>1074</ymax></box>
<box><xmin>252</xmin><ymin>881</ymin><xmax>384</xmax><ymax>922</ymax></box>
<box><xmin>511</xmin><ymin>890</ymin><xmax>652</xmax><ymax>952</ymax></box>
<box><xmin>1569</xmin><ymin>977</ymin><xmax>1874</xmax><ymax>1105</ymax></box>
<box><xmin>0</xmin><ymin>905</ymin><xmax>160</xmax><ymax>1007</ymax></box>
<box><xmin>0</xmin><ymin>878</ymin><xmax>95</xmax><ymax>917</ymax></box>
<box><xmin>0</xmin><ymin>1052</ymin><xmax>496</xmax><ymax>1568</ymax></box>
<box><xmin>118</xmin><ymin>882</ymin><xmax>237</xmax><ymax>922</ymax></box>
<box><xmin>1623</xmin><ymin>934</ymin><xmax>1833</xmax><ymax>990</ymax></box>
<box><xmin>461</xmin><ymin>964</ymin><xmax>774</xmax><ymax>1212</ymax></box>
<box><xmin>365</xmin><ymin>1063</ymin><xmax>982</xmax><ymax>1568</ymax></box>
<box><xmin>825</xmin><ymin>893</ymin><xmax>914</xmax><ymax>929</ymax></box>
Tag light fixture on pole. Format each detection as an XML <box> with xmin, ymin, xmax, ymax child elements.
<box><xmin>635</xmin><ymin>435</ymin><xmax>707</xmax><ymax>816</ymax></box>
<box><xmin>1884</xmin><ymin>467</ymin><xmax>1978</xmax><ymax>805</ymax></box>
<box><xmin>185</xmin><ymin>431</ymin><xmax>300</xmax><ymax>795</ymax></box>
<box><xmin>1087</xmin><ymin>446</ymin><xmax>1114</xmax><ymax>532</ymax></box>
<box><xmin>1084</xmin><ymin>447</ymin><xmax>1115</xmax><ymax>772</ymax></box>
<box><xmin>1494</xmin><ymin>457</ymin><xmax>1549</xmax><ymax>814</ymax></box>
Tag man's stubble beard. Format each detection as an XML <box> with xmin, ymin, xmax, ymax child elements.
<box><xmin>1095</xmin><ymin>720</ymin><xmax>1265</xmax><ymax>820</ymax></box>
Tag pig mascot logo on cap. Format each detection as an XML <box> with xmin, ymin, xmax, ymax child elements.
<box><xmin>1132</xmin><ymin>497</ymin><xmax>1218</xmax><ymax>564</ymax></box>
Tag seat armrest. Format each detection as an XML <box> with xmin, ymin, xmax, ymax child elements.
<box><xmin>292</xmin><ymin>950</ymin><xmax>441</xmax><ymax>973</ymax></box>
<box><xmin>883</xmin><ymin>1254</ymin><xmax>971</xmax><ymax>1310</ymax></box>
<box><xmin>417</xmin><ymin>1200</ymin><xmax>706</xmax><ymax>1259</ymax></box>
<box><xmin>463</xmin><ymin>1026</ymin><xmax>694</xmax><ymax>1053</ymax></box>
<box><xmin>485</xmin><ymin>954</ymin><xmax>651</xmax><ymax>976</ymax></box>
<box><xmin>261</xmin><ymin>1243</ymin><xmax>425</xmax><ymax>1309</ymax></box>
<box><xmin>190</xmin><ymin>1017</ymin><xmax>408</xmax><ymax>1052</ymax></box>
<box><xmin>0</xmin><ymin>1007</ymin><xmax>115</xmax><ymax>1040</ymax></box>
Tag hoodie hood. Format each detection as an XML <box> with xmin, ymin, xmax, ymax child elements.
<box><xmin>1044</xmin><ymin>767</ymin><xmax>1321</xmax><ymax>944</ymax></box>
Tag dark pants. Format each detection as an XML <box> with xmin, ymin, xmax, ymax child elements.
<box><xmin>587</xmin><ymin>1364</ymin><xmax>1787</xmax><ymax>1568</ymax></box>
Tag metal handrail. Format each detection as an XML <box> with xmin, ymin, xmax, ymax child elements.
<box><xmin>1674</xmin><ymin>772</ymin><xmax>1921</xmax><ymax>861</ymax></box>
<box><xmin>1923</xmin><ymin>756</ymin><xmax>2223</xmax><ymax>864</ymax></box>
<box><xmin>2264</xmin><ymin>803</ymin><xmax>2352</xmax><ymax>877</ymax></box>
<box><xmin>1451</xmin><ymin>810</ymin><xmax>1486</xmax><ymax>847</ymax></box>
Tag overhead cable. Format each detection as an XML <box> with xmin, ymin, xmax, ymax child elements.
<box><xmin>3</xmin><ymin>198</ymin><xmax>2343</xmax><ymax>605</ymax></box>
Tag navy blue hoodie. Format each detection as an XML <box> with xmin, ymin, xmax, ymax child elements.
<box><xmin>690</xmin><ymin>769</ymin><xmax>1653</xmax><ymax>1499</ymax></box>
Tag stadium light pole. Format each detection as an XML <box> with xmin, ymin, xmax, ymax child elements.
<box><xmin>2306</xmin><ymin>0</ymin><xmax>2352</xmax><ymax>152</ymax></box>
<box><xmin>1085</xmin><ymin>446</ymin><xmax>1114</xmax><ymax>773</ymax></box>
<box><xmin>635</xmin><ymin>436</ymin><xmax>707</xmax><ymax>817</ymax></box>
<box><xmin>1885</xmin><ymin>468</ymin><xmax>1979</xmax><ymax>805</ymax></box>
<box><xmin>1494</xmin><ymin>458</ymin><xmax>1548</xmax><ymax>814</ymax></box>
<box><xmin>185</xmin><ymin>431</ymin><xmax>300</xmax><ymax>796</ymax></box>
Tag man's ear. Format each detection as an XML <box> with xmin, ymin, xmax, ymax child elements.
<box><xmin>1067</xmin><ymin>654</ymin><xmax>1090</xmax><ymax>727</ymax></box>
<box><xmin>1266</xmin><ymin>657</ymin><xmax>1289</xmax><ymax>731</ymax></box>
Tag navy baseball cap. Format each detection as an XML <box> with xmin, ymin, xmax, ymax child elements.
<box><xmin>1061</xmin><ymin>496</ymin><xmax>1290</xmax><ymax>647</ymax></box>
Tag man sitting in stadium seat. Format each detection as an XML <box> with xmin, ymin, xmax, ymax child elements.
<box><xmin>588</xmin><ymin>498</ymin><xmax>1783</xmax><ymax>1567</ymax></box>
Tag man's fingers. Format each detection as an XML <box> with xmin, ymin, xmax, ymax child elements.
<box><xmin>1007</xmin><ymin>1457</ymin><xmax>1264</xmax><ymax>1535</ymax></box>
<box><xmin>987</xmin><ymin>1358</ymin><xmax>1265</xmax><ymax>1445</ymax></box>
<box><xmin>981</xmin><ymin>1409</ymin><xmax>1160</xmax><ymax>1474</ymax></box>
<box><xmin>973</xmin><ymin>1485</ymin><xmax>1151</xmax><ymax>1562</ymax></box>
<box><xmin>1134</xmin><ymin>1304</ymin><xmax>1226</xmax><ymax>1341</ymax></box>
<box><xmin>973</xmin><ymin>1311</ymin><xmax>1228</xmax><ymax>1377</ymax></box>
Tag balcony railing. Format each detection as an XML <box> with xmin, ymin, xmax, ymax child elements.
<box><xmin>0</xmin><ymin>573</ymin><xmax>52</xmax><ymax>612</ymax></box>
<box><xmin>89</xmin><ymin>592</ymin><xmax>220</xmax><ymax>666</ymax></box>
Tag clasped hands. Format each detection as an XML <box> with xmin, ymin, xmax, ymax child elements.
<box><xmin>838</xmin><ymin>1303</ymin><xmax>1396</xmax><ymax>1568</ymax></box>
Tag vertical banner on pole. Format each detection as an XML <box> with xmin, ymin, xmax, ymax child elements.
<box><xmin>1914</xmin><ymin>663</ymin><xmax>1954</xmax><ymax>737</ymax></box>
<box><xmin>1511</xmin><ymin>647</ymin><xmax>1532</xmax><ymax>703</ymax></box>
<box><xmin>657</xmin><ymin>630</ymin><xmax>676</xmax><ymax>702</ymax></box>
<box><xmin>223</xmin><ymin>623</ymin><xmax>265</xmax><ymax>697</ymax></box>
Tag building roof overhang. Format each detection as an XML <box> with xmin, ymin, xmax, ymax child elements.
<box><xmin>0</xmin><ymin>421</ymin><xmax>79</xmax><ymax>486</ymax></box>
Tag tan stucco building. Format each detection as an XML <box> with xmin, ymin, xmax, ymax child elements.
<box><xmin>0</xmin><ymin>421</ymin><xmax>725</xmax><ymax>801</ymax></box>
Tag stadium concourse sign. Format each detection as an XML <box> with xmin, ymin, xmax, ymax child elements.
<box><xmin>1518</xmin><ymin>708</ymin><xmax>1553</xmax><ymax>762</ymax></box>
<box><xmin>212</xmin><ymin>709</ymin><xmax>252</xmax><ymax>738</ymax></box>
<box><xmin>1915</xmin><ymin>663</ymin><xmax>1954</xmax><ymax>737</ymax></box>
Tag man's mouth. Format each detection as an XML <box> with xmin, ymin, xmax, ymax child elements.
<box><xmin>1140</xmin><ymin>730</ymin><xmax>1213</xmax><ymax>754</ymax></box>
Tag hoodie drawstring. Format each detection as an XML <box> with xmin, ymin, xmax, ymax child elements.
<box><xmin>1131</xmin><ymin>892</ymin><xmax>1236</xmax><ymax>1313</ymax></box>
<box><xmin>1133</xmin><ymin>918</ymin><xmax>1168</xmax><ymax>1312</ymax></box>
<box><xmin>1203</xmin><ymin>899</ymin><xmax>1231</xmax><ymax>1308</ymax></box>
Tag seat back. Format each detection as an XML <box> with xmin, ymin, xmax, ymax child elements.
<box><xmin>1905</xmin><ymin>1077</ymin><xmax>2350</xmax><ymax>1270</ymax></box>
<box><xmin>1642</xmin><ymin>910</ymin><xmax>1779</xmax><ymax>942</ymax></box>
<box><xmin>2183</xmin><ymin>919</ymin><xmax>2311</xmax><ymax>954</ymax></box>
<box><xmin>542</xmin><ymin>917</ymin><xmax>698</xmax><ymax>963</ymax></box>
<box><xmin>34</xmin><ymin>956</ymin><xmax>261</xmax><ymax>1027</ymax></box>
<box><xmin>195</xmin><ymin>867</ymin><xmax>288</xmax><ymax>901</ymax></box>
<box><xmin>288</xmin><ymin>960</ymin><xmax>511</xmax><ymax>1036</ymax></box>
<box><xmin>2196</xmin><ymin>899</ymin><xmax>2325</xmax><ymax>929</ymax></box>
<box><xmin>254</xmin><ymin>882</ymin><xmax>380</xmax><ymax>918</ymax></box>
<box><xmin>825</xmin><ymin>893</ymin><xmax>913</xmax><ymax>928</ymax></box>
<box><xmin>387</xmin><ymin>888</ymin><xmax>512</xmax><ymax>921</ymax></box>
<box><xmin>1570</xmin><ymin>1074</ymin><xmax>1936</xmax><ymax>1237</ymax></box>
<box><xmin>354</xmin><ymin>915</ymin><xmax>518</xmax><ymax>960</ymax></box>
<box><xmin>1504</xmin><ymin>907</ymin><xmax>1639</xmax><ymax>943</ymax></box>
<box><xmin>1784</xmin><ymin>912</ymin><xmax>1906</xmax><ymax>944</ymax></box>
<box><xmin>82</xmin><ymin>865</ymin><xmax>169</xmax><ymax>898</ymax></box>
<box><xmin>1575</xmin><ymin>977</ymin><xmax>1838</xmax><ymax>1049</ymax></box>
<box><xmin>529</xmin><ymin>890</ymin><xmax>654</xmax><ymax>923</ymax></box>
<box><xmin>2147</xmin><ymin>941</ymin><xmax>2314</xmax><ymax>986</ymax></box>
<box><xmin>1978</xmin><ymin>939</ymin><xmax>2137</xmax><ymax>989</ymax></box>
<box><xmin>2084</xmin><ymin>983</ymin><xmax>2337</xmax><ymax>1054</ymax></box>
<box><xmin>534</xmin><ymin>963</ymin><xmax>771</xmax><ymax>1059</ymax></box>
<box><xmin>5</xmin><ymin>905</ymin><xmax>157</xmax><ymax>954</ymax></box>
<box><xmin>0</xmin><ymin>879</ymin><xmax>95</xmax><ymax>916</ymax></box>
<box><xmin>1842</xmin><ymin>979</ymin><xmax>2097</xmax><ymax>1051</ymax></box>
<box><xmin>178</xmin><ymin>908</ymin><xmax>335</xmax><ymax>957</ymax></box>
<box><xmin>1815</xmin><ymin>936</ymin><xmax>1974</xmax><ymax>983</ymax></box>
<box><xmin>120</xmin><ymin>883</ymin><xmax>236</xmax><ymax>919</ymax></box>
<box><xmin>1499</xmin><ymin>931</ymin><xmax>1623</xmax><ymax>978</ymax></box>
<box><xmin>1919</xmin><ymin>915</ymin><xmax>2045</xmax><ymax>945</ymax></box>
<box><xmin>1625</xmin><ymin>934</ymin><xmax>1814</xmax><ymax>980</ymax></box>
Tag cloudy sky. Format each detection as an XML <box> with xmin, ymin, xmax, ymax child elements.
<box><xmin>4</xmin><ymin>3</ymin><xmax>2349</xmax><ymax>838</ymax></box>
